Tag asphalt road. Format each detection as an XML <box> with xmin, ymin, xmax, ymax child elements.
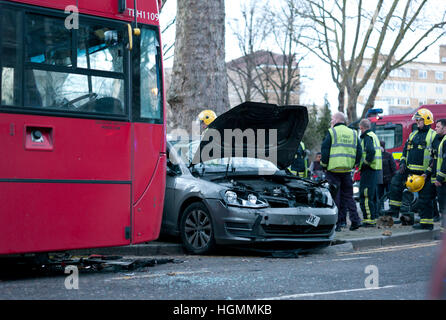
<box><xmin>0</xmin><ymin>241</ymin><xmax>441</xmax><ymax>300</ymax></box>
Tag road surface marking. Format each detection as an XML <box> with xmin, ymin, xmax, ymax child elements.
<box><xmin>331</xmin><ymin>256</ymin><xmax>372</xmax><ymax>262</ymax></box>
<box><xmin>337</xmin><ymin>241</ymin><xmax>439</xmax><ymax>256</ymax></box>
<box><xmin>259</xmin><ymin>285</ymin><xmax>398</xmax><ymax>300</ymax></box>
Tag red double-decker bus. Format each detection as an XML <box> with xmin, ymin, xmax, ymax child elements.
<box><xmin>0</xmin><ymin>0</ymin><xmax>166</xmax><ymax>254</ymax></box>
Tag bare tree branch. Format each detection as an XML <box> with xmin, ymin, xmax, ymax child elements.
<box><xmin>298</xmin><ymin>0</ymin><xmax>446</xmax><ymax>121</ymax></box>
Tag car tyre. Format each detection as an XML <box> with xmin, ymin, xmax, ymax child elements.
<box><xmin>180</xmin><ymin>202</ymin><xmax>215</xmax><ymax>255</ymax></box>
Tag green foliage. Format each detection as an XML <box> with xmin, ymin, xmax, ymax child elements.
<box><xmin>317</xmin><ymin>97</ymin><xmax>332</xmax><ymax>143</ymax></box>
<box><xmin>302</xmin><ymin>103</ymin><xmax>320</xmax><ymax>152</ymax></box>
<box><xmin>302</xmin><ymin>98</ymin><xmax>332</xmax><ymax>158</ymax></box>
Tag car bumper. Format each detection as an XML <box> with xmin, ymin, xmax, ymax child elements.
<box><xmin>205</xmin><ymin>199</ymin><xmax>338</xmax><ymax>245</ymax></box>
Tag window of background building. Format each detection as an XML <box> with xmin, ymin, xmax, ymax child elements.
<box><xmin>419</xmin><ymin>85</ymin><xmax>427</xmax><ymax>93</ymax></box>
<box><xmin>399</xmin><ymin>68</ymin><xmax>411</xmax><ymax>78</ymax></box>
<box><xmin>436</xmin><ymin>86</ymin><xmax>443</xmax><ymax>94</ymax></box>
<box><xmin>382</xmin><ymin>81</ymin><xmax>394</xmax><ymax>90</ymax></box>
<box><xmin>436</xmin><ymin>71</ymin><xmax>444</xmax><ymax>80</ymax></box>
<box><xmin>418</xmin><ymin>70</ymin><xmax>427</xmax><ymax>79</ymax></box>
<box><xmin>396</xmin><ymin>97</ymin><xmax>410</xmax><ymax>106</ymax></box>
<box><xmin>398</xmin><ymin>83</ymin><xmax>410</xmax><ymax>92</ymax></box>
<box><xmin>391</xmin><ymin>68</ymin><xmax>411</xmax><ymax>78</ymax></box>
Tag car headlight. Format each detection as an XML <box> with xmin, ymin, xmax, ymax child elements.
<box><xmin>353</xmin><ymin>186</ymin><xmax>359</xmax><ymax>194</ymax></box>
<box><xmin>222</xmin><ymin>190</ymin><xmax>268</xmax><ymax>208</ymax></box>
<box><xmin>225</xmin><ymin>190</ymin><xmax>238</xmax><ymax>205</ymax></box>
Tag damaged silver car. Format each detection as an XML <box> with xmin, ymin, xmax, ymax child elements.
<box><xmin>161</xmin><ymin>102</ymin><xmax>338</xmax><ymax>254</ymax></box>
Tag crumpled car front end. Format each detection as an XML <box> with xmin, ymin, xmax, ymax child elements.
<box><xmin>204</xmin><ymin>175</ymin><xmax>338</xmax><ymax>245</ymax></box>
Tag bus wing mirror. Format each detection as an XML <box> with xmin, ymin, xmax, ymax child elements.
<box><xmin>127</xmin><ymin>24</ymin><xmax>133</xmax><ymax>50</ymax></box>
<box><xmin>166</xmin><ymin>166</ymin><xmax>175</xmax><ymax>176</ymax></box>
<box><xmin>126</xmin><ymin>25</ymin><xmax>141</xmax><ymax>51</ymax></box>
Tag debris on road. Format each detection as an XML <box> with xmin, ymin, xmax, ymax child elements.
<box><xmin>0</xmin><ymin>253</ymin><xmax>183</xmax><ymax>279</ymax></box>
<box><xmin>377</xmin><ymin>216</ymin><xmax>394</xmax><ymax>228</ymax></box>
<box><xmin>382</xmin><ymin>230</ymin><xmax>393</xmax><ymax>236</ymax></box>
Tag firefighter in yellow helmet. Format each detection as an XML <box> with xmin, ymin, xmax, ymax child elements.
<box><xmin>383</xmin><ymin>108</ymin><xmax>436</xmax><ymax>229</ymax></box>
<box><xmin>198</xmin><ymin>109</ymin><xmax>217</xmax><ymax>130</ymax></box>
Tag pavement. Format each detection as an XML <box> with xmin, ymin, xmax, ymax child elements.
<box><xmin>68</xmin><ymin>221</ymin><xmax>443</xmax><ymax>257</ymax></box>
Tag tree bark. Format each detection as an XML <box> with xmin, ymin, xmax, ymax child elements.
<box><xmin>167</xmin><ymin>0</ymin><xmax>229</xmax><ymax>133</ymax></box>
<box><xmin>337</xmin><ymin>86</ymin><xmax>345</xmax><ymax>113</ymax></box>
<box><xmin>346</xmin><ymin>88</ymin><xmax>358</xmax><ymax>123</ymax></box>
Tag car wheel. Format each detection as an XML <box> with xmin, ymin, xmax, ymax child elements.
<box><xmin>180</xmin><ymin>202</ymin><xmax>215</xmax><ymax>255</ymax></box>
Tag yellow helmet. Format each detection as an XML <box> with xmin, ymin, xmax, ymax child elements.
<box><xmin>406</xmin><ymin>174</ymin><xmax>425</xmax><ymax>193</ymax></box>
<box><xmin>412</xmin><ymin>108</ymin><xmax>434</xmax><ymax>125</ymax></box>
<box><xmin>198</xmin><ymin>109</ymin><xmax>217</xmax><ymax>126</ymax></box>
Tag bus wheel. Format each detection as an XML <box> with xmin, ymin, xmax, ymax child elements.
<box><xmin>180</xmin><ymin>202</ymin><xmax>215</xmax><ymax>255</ymax></box>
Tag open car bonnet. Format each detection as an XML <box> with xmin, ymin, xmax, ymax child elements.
<box><xmin>192</xmin><ymin>102</ymin><xmax>308</xmax><ymax>169</ymax></box>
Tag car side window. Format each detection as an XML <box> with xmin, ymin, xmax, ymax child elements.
<box><xmin>167</xmin><ymin>149</ymin><xmax>181</xmax><ymax>175</ymax></box>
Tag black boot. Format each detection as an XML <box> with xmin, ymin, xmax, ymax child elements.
<box><xmin>412</xmin><ymin>223</ymin><xmax>433</xmax><ymax>230</ymax></box>
<box><xmin>400</xmin><ymin>214</ymin><xmax>414</xmax><ymax>226</ymax></box>
<box><xmin>382</xmin><ymin>208</ymin><xmax>399</xmax><ymax>218</ymax></box>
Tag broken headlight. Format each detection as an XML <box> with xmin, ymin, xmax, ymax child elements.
<box><xmin>221</xmin><ymin>190</ymin><xmax>269</xmax><ymax>208</ymax></box>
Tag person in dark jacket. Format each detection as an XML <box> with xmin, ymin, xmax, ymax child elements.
<box><xmin>309</xmin><ymin>152</ymin><xmax>324</xmax><ymax>179</ymax></box>
<box><xmin>383</xmin><ymin>108</ymin><xmax>437</xmax><ymax>230</ymax></box>
<box><xmin>321</xmin><ymin>112</ymin><xmax>362</xmax><ymax>231</ymax></box>
<box><xmin>433</xmin><ymin>119</ymin><xmax>446</xmax><ymax>229</ymax></box>
<box><xmin>378</xmin><ymin>140</ymin><xmax>397</xmax><ymax>201</ymax></box>
<box><xmin>359</xmin><ymin>119</ymin><xmax>382</xmax><ymax>227</ymax></box>
<box><xmin>289</xmin><ymin>142</ymin><xmax>309</xmax><ymax>178</ymax></box>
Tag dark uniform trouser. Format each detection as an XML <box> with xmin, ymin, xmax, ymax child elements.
<box><xmin>326</xmin><ymin>171</ymin><xmax>361</xmax><ymax>226</ymax></box>
<box><xmin>436</xmin><ymin>185</ymin><xmax>446</xmax><ymax>228</ymax></box>
<box><xmin>432</xmin><ymin>185</ymin><xmax>440</xmax><ymax>219</ymax></box>
<box><xmin>360</xmin><ymin>169</ymin><xmax>378</xmax><ymax>224</ymax></box>
<box><xmin>388</xmin><ymin>171</ymin><xmax>433</xmax><ymax>223</ymax></box>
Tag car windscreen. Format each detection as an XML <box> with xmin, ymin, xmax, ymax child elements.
<box><xmin>169</xmin><ymin>140</ymin><xmax>279</xmax><ymax>174</ymax></box>
<box><xmin>194</xmin><ymin>157</ymin><xmax>279</xmax><ymax>174</ymax></box>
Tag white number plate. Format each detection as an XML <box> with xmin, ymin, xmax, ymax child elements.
<box><xmin>306</xmin><ymin>214</ymin><xmax>320</xmax><ymax>227</ymax></box>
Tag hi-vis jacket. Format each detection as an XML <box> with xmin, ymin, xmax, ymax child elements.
<box><xmin>360</xmin><ymin>130</ymin><xmax>382</xmax><ymax>170</ymax></box>
<box><xmin>400</xmin><ymin>125</ymin><xmax>436</xmax><ymax>174</ymax></box>
<box><xmin>435</xmin><ymin>134</ymin><xmax>446</xmax><ymax>184</ymax></box>
<box><xmin>321</xmin><ymin>123</ymin><xmax>362</xmax><ymax>173</ymax></box>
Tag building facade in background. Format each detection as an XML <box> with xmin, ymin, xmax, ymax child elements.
<box><xmin>358</xmin><ymin>45</ymin><xmax>446</xmax><ymax>115</ymax></box>
<box><xmin>227</xmin><ymin>50</ymin><xmax>300</xmax><ymax>108</ymax></box>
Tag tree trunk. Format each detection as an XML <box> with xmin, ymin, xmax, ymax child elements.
<box><xmin>167</xmin><ymin>0</ymin><xmax>229</xmax><ymax>133</ymax></box>
<box><xmin>346</xmin><ymin>89</ymin><xmax>358</xmax><ymax>123</ymax></box>
<box><xmin>337</xmin><ymin>87</ymin><xmax>345</xmax><ymax>113</ymax></box>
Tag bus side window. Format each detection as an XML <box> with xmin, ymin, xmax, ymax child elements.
<box><xmin>25</xmin><ymin>13</ymin><xmax>72</xmax><ymax>67</ymax></box>
<box><xmin>1</xmin><ymin>9</ymin><xmax>21</xmax><ymax>106</ymax></box>
<box><xmin>133</xmin><ymin>27</ymin><xmax>162</xmax><ymax>123</ymax></box>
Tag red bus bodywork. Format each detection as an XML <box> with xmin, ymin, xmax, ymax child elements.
<box><xmin>0</xmin><ymin>0</ymin><xmax>166</xmax><ymax>254</ymax></box>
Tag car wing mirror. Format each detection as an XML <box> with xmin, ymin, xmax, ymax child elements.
<box><xmin>167</xmin><ymin>166</ymin><xmax>177</xmax><ymax>176</ymax></box>
<box><xmin>167</xmin><ymin>161</ymin><xmax>181</xmax><ymax>176</ymax></box>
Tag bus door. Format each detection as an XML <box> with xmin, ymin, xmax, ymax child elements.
<box><xmin>0</xmin><ymin>3</ymin><xmax>133</xmax><ymax>254</ymax></box>
<box><xmin>129</xmin><ymin>24</ymin><xmax>166</xmax><ymax>244</ymax></box>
